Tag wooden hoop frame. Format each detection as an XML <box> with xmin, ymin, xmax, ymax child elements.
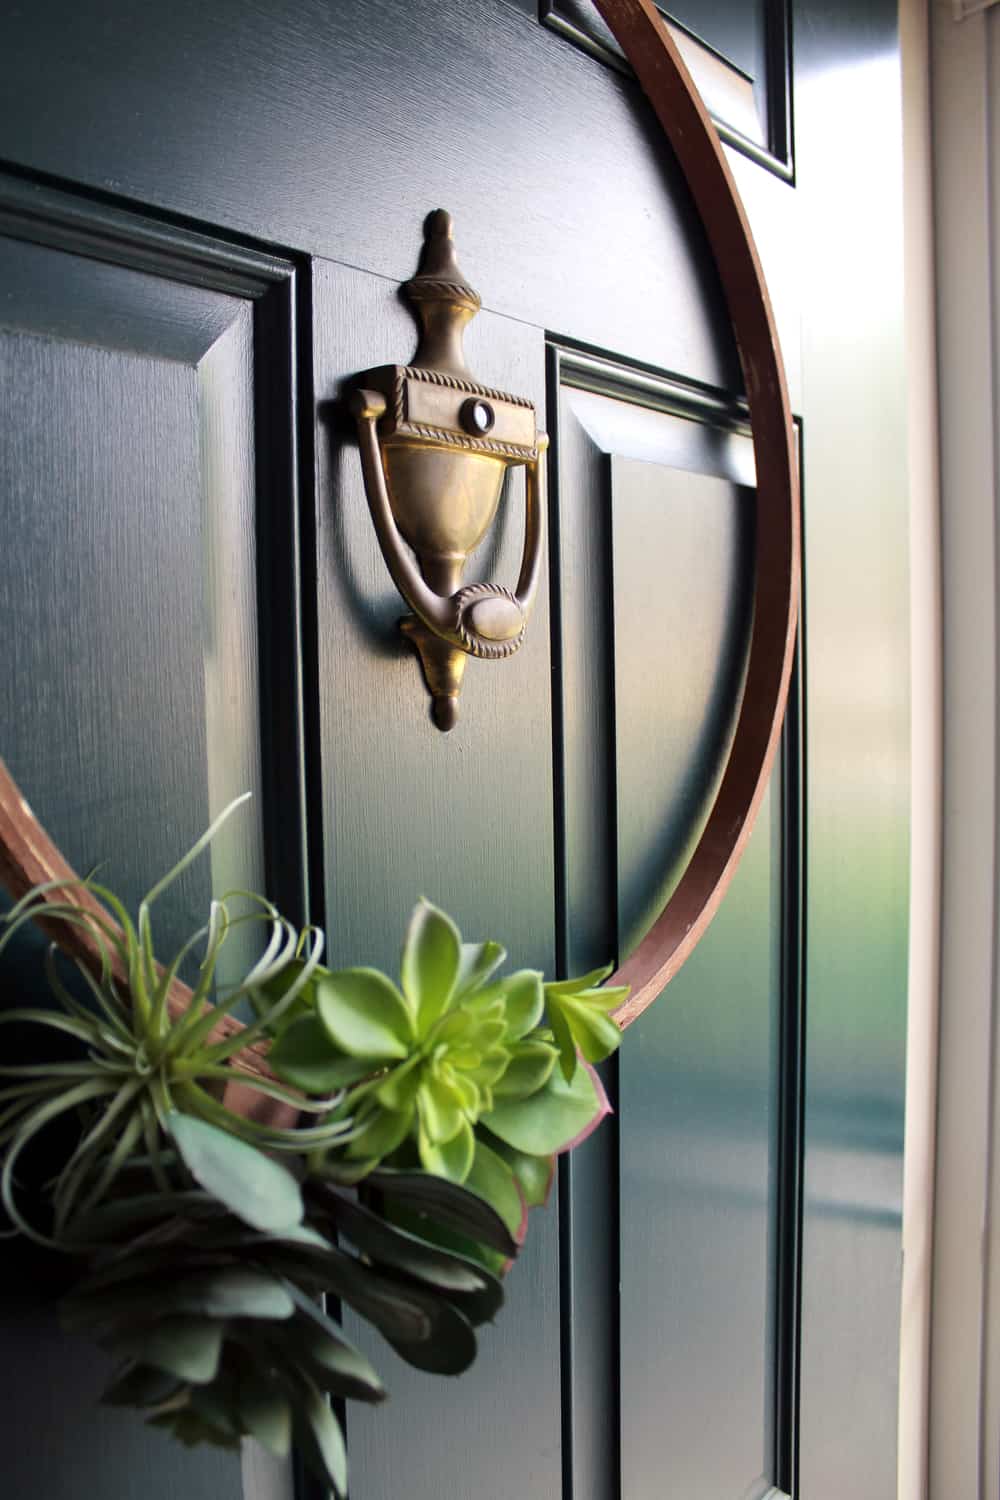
<box><xmin>595</xmin><ymin>0</ymin><xmax>800</xmax><ymax>1028</ymax></box>
<box><xmin>0</xmin><ymin>0</ymin><xmax>798</xmax><ymax>1056</ymax></box>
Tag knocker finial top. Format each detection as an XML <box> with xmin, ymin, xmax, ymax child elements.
<box><xmin>405</xmin><ymin>210</ymin><xmax>481</xmax><ymax>376</ymax></box>
<box><xmin>350</xmin><ymin>212</ymin><xmax>547</xmax><ymax>732</ymax></box>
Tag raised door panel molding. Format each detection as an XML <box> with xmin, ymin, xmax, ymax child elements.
<box><xmin>0</xmin><ymin>176</ymin><xmax>310</xmax><ymax>1499</ymax></box>
<box><xmin>541</xmin><ymin>0</ymin><xmax>793</xmax><ymax>176</ymax></box>
<box><xmin>550</xmin><ymin>344</ymin><xmax>804</xmax><ymax>1499</ymax></box>
<box><xmin>0</xmin><ymin>246</ymin><xmax>261</xmax><ymax>937</ymax></box>
<box><xmin>0</xmin><ymin>174</ymin><xmax>311</xmax><ymax>932</ymax></box>
<box><xmin>0</xmin><ymin>249</ymin><xmax>254</xmax><ymax>1500</ymax></box>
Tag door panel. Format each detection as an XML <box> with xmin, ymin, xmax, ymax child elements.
<box><xmin>0</xmin><ymin>241</ymin><xmax>269</xmax><ymax>951</ymax></box>
<box><xmin>551</xmin><ymin>356</ymin><xmax>790</xmax><ymax>1499</ymax></box>
<box><xmin>0</xmin><ymin>227</ymin><xmax>278</xmax><ymax>1500</ymax></box>
<box><xmin>611</xmin><ymin>456</ymin><xmax>753</xmax><ymax>948</ymax></box>
<box><xmin>613</xmin><ymin>457</ymin><xmax>776</xmax><ymax>1499</ymax></box>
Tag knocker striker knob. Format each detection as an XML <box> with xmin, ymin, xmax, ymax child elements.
<box><xmin>349</xmin><ymin>211</ymin><xmax>546</xmax><ymax>732</ymax></box>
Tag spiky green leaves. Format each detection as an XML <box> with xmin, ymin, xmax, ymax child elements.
<box><xmin>0</xmin><ymin>799</ymin><xmax>355</xmax><ymax>1246</ymax></box>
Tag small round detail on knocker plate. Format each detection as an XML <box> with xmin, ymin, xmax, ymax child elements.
<box><xmin>460</xmin><ymin>397</ymin><xmax>495</xmax><ymax>436</ymax></box>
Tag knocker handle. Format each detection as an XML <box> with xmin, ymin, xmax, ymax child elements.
<box><xmin>351</xmin><ymin>385</ymin><xmax>547</xmax><ymax>729</ymax></box>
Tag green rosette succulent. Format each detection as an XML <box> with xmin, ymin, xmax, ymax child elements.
<box><xmin>264</xmin><ymin>901</ymin><xmax>628</xmax><ymax>1247</ymax></box>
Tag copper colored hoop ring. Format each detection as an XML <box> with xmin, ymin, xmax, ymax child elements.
<box><xmin>593</xmin><ymin>0</ymin><xmax>800</xmax><ymax>1029</ymax></box>
<box><xmin>0</xmin><ymin>0</ymin><xmax>798</xmax><ymax>1059</ymax></box>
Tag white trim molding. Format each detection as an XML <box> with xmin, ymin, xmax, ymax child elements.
<box><xmin>929</xmin><ymin>1</ymin><xmax>1000</xmax><ymax>1496</ymax></box>
<box><xmin>952</xmin><ymin>0</ymin><xmax>999</xmax><ymax>22</ymax></box>
<box><xmin>899</xmin><ymin>3</ymin><xmax>943</xmax><ymax>1498</ymax></box>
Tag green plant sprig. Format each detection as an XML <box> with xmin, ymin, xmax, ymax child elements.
<box><xmin>259</xmin><ymin>900</ymin><xmax>628</xmax><ymax>1256</ymax></box>
<box><xmin>0</xmin><ymin>801</ymin><xmax>354</xmax><ymax>1248</ymax></box>
<box><xmin>0</xmin><ymin>800</ymin><xmax>627</xmax><ymax>1495</ymax></box>
<box><xmin>53</xmin><ymin>1110</ymin><xmax>518</xmax><ymax>1497</ymax></box>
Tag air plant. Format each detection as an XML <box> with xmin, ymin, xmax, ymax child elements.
<box><xmin>0</xmin><ymin>796</ymin><xmax>346</xmax><ymax>1249</ymax></box>
<box><xmin>0</xmin><ymin>799</ymin><xmax>625</xmax><ymax>1493</ymax></box>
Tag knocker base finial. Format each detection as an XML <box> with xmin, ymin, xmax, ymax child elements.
<box><xmin>399</xmin><ymin>614</ymin><xmax>466</xmax><ymax>733</ymax></box>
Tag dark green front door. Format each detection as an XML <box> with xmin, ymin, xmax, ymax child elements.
<box><xmin>0</xmin><ymin>3</ymin><xmax>910</xmax><ymax>1497</ymax></box>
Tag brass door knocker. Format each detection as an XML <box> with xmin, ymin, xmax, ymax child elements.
<box><xmin>351</xmin><ymin>210</ymin><xmax>547</xmax><ymax>732</ymax></box>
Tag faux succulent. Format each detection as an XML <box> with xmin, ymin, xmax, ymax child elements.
<box><xmin>0</xmin><ymin>801</ymin><xmax>625</xmax><ymax>1493</ymax></box>
<box><xmin>264</xmin><ymin>901</ymin><xmax>627</xmax><ymax>1257</ymax></box>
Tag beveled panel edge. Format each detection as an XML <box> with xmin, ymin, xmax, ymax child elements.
<box><xmin>552</xmin><ymin>338</ymin><xmax>752</xmax><ymax>431</ymax></box>
<box><xmin>539</xmin><ymin>0</ymin><xmax>794</xmax><ymax>180</ymax></box>
<box><xmin>0</xmin><ymin>167</ymin><xmax>295</xmax><ymax>296</ymax></box>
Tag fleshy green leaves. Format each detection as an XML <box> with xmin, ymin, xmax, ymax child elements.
<box><xmin>418</xmin><ymin>1071</ymin><xmax>466</xmax><ymax>1146</ymax></box>
<box><xmin>484</xmin><ymin>1137</ymin><xmax>555</xmax><ymax>1209</ymax></box>
<box><xmin>401</xmin><ymin>901</ymin><xmax>462</xmax><ymax>1035</ymax></box>
<box><xmin>465</xmin><ymin>1139</ymin><xmax>526</xmax><ymax>1244</ymax></box>
<box><xmin>543</xmin><ymin>968</ymin><xmax>628</xmax><ymax>1080</ymax></box>
<box><xmin>236</xmin><ymin>1371</ymin><xmax>293</xmax><ymax>1458</ymax></box>
<box><xmin>344</xmin><ymin>1104</ymin><xmax>411</xmax><ymax>1165</ymax></box>
<box><xmin>172</xmin><ymin>1268</ymin><xmax>295</xmax><ymax>1321</ymax></box>
<box><xmin>492</xmin><ymin>1040</ymin><xmax>558</xmax><ymax>1099</ymax></box>
<box><xmin>295</xmin><ymin>1377</ymin><xmax>348</xmax><ymax>1497</ymax></box>
<box><xmin>419</xmin><ymin>1113</ymin><xmax>475</xmax><ymax>1182</ymax></box>
<box><xmin>268</xmin><ymin>1014</ymin><xmax>376</xmax><ymax>1091</ymax></box>
<box><xmin>454</xmin><ymin>940</ymin><xmax>506</xmax><ymax>998</ymax></box>
<box><xmin>113</xmin><ymin>1317</ymin><xmax>225</xmax><ymax>1386</ymax></box>
<box><xmin>169</xmin><ymin>1113</ymin><xmax>303</xmax><ymax>1232</ymax></box>
<box><xmin>316</xmin><ymin>968</ymin><xmax>413</xmax><ymax>1060</ymax></box>
<box><xmin>483</xmin><ymin>1060</ymin><xmax>611</xmax><ymax>1157</ymax></box>
<box><xmin>367</xmin><ymin>1167</ymin><xmax>520</xmax><ymax>1258</ymax></box>
<box><xmin>78</xmin><ymin>1163</ymin><xmax>514</xmax><ymax>1497</ymax></box>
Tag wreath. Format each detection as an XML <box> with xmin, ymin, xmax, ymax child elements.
<box><xmin>0</xmin><ymin>791</ymin><xmax>625</xmax><ymax>1493</ymax></box>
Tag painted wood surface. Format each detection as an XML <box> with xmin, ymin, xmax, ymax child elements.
<box><xmin>0</xmin><ymin>0</ymin><xmax>754</xmax><ymax>394</ymax></box>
